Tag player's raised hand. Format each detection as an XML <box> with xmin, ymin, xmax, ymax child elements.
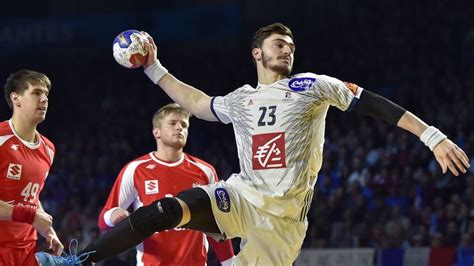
<box><xmin>32</xmin><ymin>208</ymin><xmax>53</xmax><ymax>236</ymax></box>
<box><xmin>141</xmin><ymin>31</ymin><xmax>158</xmax><ymax>69</ymax></box>
<box><xmin>433</xmin><ymin>139</ymin><xmax>470</xmax><ymax>176</ymax></box>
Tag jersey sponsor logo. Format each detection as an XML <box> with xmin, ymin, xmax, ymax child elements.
<box><xmin>215</xmin><ymin>188</ymin><xmax>230</xmax><ymax>213</ymax></box>
<box><xmin>145</xmin><ymin>164</ymin><xmax>156</xmax><ymax>169</ymax></box>
<box><xmin>248</xmin><ymin>99</ymin><xmax>254</xmax><ymax>106</ymax></box>
<box><xmin>343</xmin><ymin>82</ymin><xmax>359</xmax><ymax>95</ymax></box>
<box><xmin>288</xmin><ymin>77</ymin><xmax>316</xmax><ymax>92</ymax></box>
<box><xmin>252</xmin><ymin>132</ymin><xmax>286</xmax><ymax>170</ymax></box>
<box><xmin>7</xmin><ymin>163</ymin><xmax>22</xmax><ymax>180</ymax></box>
<box><xmin>145</xmin><ymin>180</ymin><xmax>159</xmax><ymax>195</ymax></box>
<box><xmin>10</xmin><ymin>144</ymin><xmax>19</xmax><ymax>150</ymax></box>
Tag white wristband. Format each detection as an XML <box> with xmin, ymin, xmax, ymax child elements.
<box><xmin>144</xmin><ymin>60</ymin><xmax>169</xmax><ymax>84</ymax></box>
<box><xmin>420</xmin><ymin>126</ymin><xmax>447</xmax><ymax>151</ymax></box>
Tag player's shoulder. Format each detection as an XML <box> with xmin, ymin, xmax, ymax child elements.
<box><xmin>0</xmin><ymin>120</ymin><xmax>13</xmax><ymax>136</ymax></box>
<box><xmin>234</xmin><ymin>84</ymin><xmax>255</xmax><ymax>92</ymax></box>
<box><xmin>184</xmin><ymin>153</ymin><xmax>216</xmax><ymax>171</ymax></box>
<box><xmin>291</xmin><ymin>72</ymin><xmax>319</xmax><ymax>78</ymax></box>
<box><xmin>291</xmin><ymin>72</ymin><xmax>337</xmax><ymax>81</ymax></box>
<box><xmin>118</xmin><ymin>153</ymin><xmax>154</xmax><ymax>174</ymax></box>
<box><xmin>126</xmin><ymin>153</ymin><xmax>153</xmax><ymax>166</ymax></box>
<box><xmin>38</xmin><ymin>133</ymin><xmax>55</xmax><ymax>151</ymax></box>
<box><xmin>184</xmin><ymin>153</ymin><xmax>218</xmax><ymax>183</ymax></box>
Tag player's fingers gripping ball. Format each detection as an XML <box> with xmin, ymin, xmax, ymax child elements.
<box><xmin>113</xmin><ymin>30</ymin><xmax>149</xmax><ymax>68</ymax></box>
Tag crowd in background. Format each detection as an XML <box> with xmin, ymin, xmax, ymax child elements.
<box><xmin>1</xmin><ymin>0</ymin><xmax>473</xmax><ymax>264</ymax></box>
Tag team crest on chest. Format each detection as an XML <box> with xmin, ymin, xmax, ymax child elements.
<box><xmin>252</xmin><ymin>132</ymin><xmax>286</xmax><ymax>170</ymax></box>
<box><xmin>7</xmin><ymin>163</ymin><xmax>22</xmax><ymax>180</ymax></box>
<box><xmin>145</xmin><ymin>180</ymin><xmax>159</xmax><ymax>195</ymax></box>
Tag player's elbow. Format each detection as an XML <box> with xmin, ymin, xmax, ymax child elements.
<box><xmin>189</xmin><ymin>97</ymin><xmax>216</xmax><ymax>121</ymax></box>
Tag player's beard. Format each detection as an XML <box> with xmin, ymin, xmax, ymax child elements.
<box><xmin>162</xmin><ymin>135</ymin><xmax>187</xmax><ymax>150</ymax></box>
<box><xmin>262</xmin><ymin>51</ymin><xmax>292</xmax><ymax>76</ymax></box>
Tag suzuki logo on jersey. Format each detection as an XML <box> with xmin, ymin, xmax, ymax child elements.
<box><xmin>215</xmin><ymin>188</ymin><xmax>230</xmax><ymax>213</ymax></box>
<box><xmin>7</xmin><ymin>163</ymin><xmax>22</xmax><ymax>180</ymax></box>
<box><xmin>11</xmin><ymin>144</ymin><xmax>19</xmax><ymax>150</ymax></box>
<box><xmin>288</xmin><ymin>77</ymin><xmax>316</xmax><ymax>92</ymax></box>
<box><xmin>252</xmin><ymin>132</ymin><xmax>286</xmax><ymax>170</ymax></box>
<box><xmin>145</xmin><ymin>180</ymin><xmax>159</xmax><ymax>195</ymax></box>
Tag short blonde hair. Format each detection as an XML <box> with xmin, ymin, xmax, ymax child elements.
<box><xmin>152</xmin><ymin>103</ymin><xmax>191</xmax><ymax>128</ymax></box>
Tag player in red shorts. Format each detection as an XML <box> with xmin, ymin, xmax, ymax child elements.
<box><xmin>0</xmin><ymin>70</ymin><xmax>63</xmax><ymax>265</ymax></box>
<box><xmin>98</xmin><ymin>103</ymin><xmax>234</xmax><ymax>265</ymax></box>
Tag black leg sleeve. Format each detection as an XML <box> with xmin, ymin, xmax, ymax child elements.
<box><xmin>177</xmin><ymin>187</ymin><xmax>220</xmax><ymax>234</ymax></box>
<box><xmin>79</xmin><ymin>217</ymin><xmax>150</xmax><ymax>264</ymax></box>
<box><xmin>79</xmin><ymin>197</ymin><xmax>183</xmax><ymax>263</ymax></box>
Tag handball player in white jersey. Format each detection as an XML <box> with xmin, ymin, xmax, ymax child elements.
<box><xmin>40</xmin><ymin>23</ymin><xmax>470</xmax><ymax>266</ymax></box>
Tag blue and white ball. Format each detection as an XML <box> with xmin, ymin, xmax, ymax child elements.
<box><xmin>112</xmin><ymin>30</ymin><xmax>149</xmax><ymax>68</ymax></box>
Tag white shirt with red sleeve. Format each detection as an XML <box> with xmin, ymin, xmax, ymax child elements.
<box><xmin>0</xmin><ymin>120</ymin><xmax>55</xmax><ymax>248</ymax></box>
<box><xmin>98</xmin><ymin>152</ymin><xmax>234</xmax><ymax>265</ymax></box>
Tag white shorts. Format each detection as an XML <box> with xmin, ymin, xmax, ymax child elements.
<box><xmin>199</xmin><ymin>177</ymin><xmax>308</xmax><ymax>266</ymax></box>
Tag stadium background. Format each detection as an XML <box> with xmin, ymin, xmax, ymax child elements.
<box><xmin>1</xmin><ymin>0</ymin><xmax>473</xmax><ymax>265</ymax></box>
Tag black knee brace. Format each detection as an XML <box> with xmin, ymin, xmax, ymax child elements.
<box><xmin>129</xmin><ymin>197</ymin><xmax>183</xmax><ymax>236</ymax></box>
<box><xmin>177</xmin><ymin>188</ymin><xmax>220</xmax><ymax>234</ymax></box>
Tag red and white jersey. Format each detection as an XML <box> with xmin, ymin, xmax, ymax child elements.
<box><xmin>211</xmin><ymin>73</ymin><xmax>362</xmax><ymax>221</ymax></box>
<box><xmin>0</xmin><ymin>120</ymin><xmax>55</xmax><ymax>247</ymax></box>
<box><xmin>98</xmin><ymin>152</ymin><xmax>232</xmax><ymax>265</ymax></box>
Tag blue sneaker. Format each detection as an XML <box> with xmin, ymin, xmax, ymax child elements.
<box><xmin>36</xmin><ymin>239</ymin><xmax>95</xmax><ymax>266</ymax></box>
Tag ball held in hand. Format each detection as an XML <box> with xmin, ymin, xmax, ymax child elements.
<box><xmin>112</xmin><ymin>30</ymin><xmax>149</xmax><ymax>68</ymax></box>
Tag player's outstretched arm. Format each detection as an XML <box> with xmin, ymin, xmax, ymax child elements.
<box><xmin>397</xmin><ymin>112</ymin><xmax>469</xmax><ymax>176</ymax></box>
<box><xmin>353</xmin><ymin>90</ymin><xmax>469</xmax><ymax>176</ymax></box>
<box><xmin>141</xmin><ymin>32</ymin><xmax>217</xmax><ymax>122</ymax></box>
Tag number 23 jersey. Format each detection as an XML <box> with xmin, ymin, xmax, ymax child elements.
<box><xmin>211</xmin><ymin>73</ymin><xmax>362</xmax><ymax>221</ymax></box>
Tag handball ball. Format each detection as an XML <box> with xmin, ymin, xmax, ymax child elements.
<box><xmin>112</xmin><ymin>30</ymin><xmax>149</xmax><ymax>68</ymax></box>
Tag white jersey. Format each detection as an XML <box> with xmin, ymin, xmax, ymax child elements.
<box><xmin>211</xmin><ymin>73</ymin><xmax>362</xmax><ymax>221</ymax></box>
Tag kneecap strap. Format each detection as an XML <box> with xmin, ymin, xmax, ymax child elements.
<box><xmin>129</xmin><ymin>197</ymin><xmax>183</xmax><ymax>236</ymax></box>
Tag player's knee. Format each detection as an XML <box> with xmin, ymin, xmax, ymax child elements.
<box><xmin>129</xmin><ymin>197</ymin><xmax>183</xmax><ymax>236</ymax></box>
